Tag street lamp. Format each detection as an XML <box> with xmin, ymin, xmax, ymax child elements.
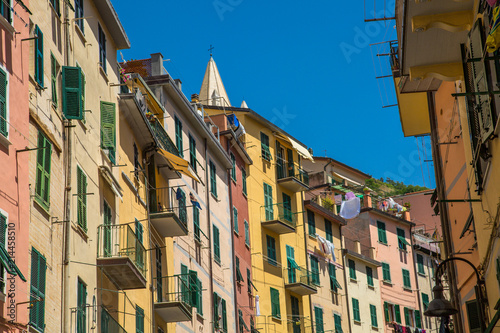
<box><xmin>424</xmin><ymin>257</ymin><xmax>486</xmax><ymax>332</ymax></box>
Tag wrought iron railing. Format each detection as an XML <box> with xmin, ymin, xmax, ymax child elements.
<box><xmin>284</xmin><ymin>267</ymin><xmax>317</xmax><ymax>289</ymax></box>
<box><xmin>101</xmin><ymin>306</ymin><xmax>126</xmax><ymax>333</ymax></box>
<box><xmin>97</xmin><ymin>224</ymin><xmax>147</xmax><ymax>277</ymax></box>
<box><xmin>276</xmin><ymin>164</ymin><xmax>309</xmax><ymax>186</ymax></box>
<box><xmin>261</xmin><ymin>203</ymin><xmax>297</xmax><ymax>228</ymax></box>
<box><xmin>154</xmin><ymin>274</ymin><xmax>197</xmax><ymax>310</ymax></box>
<box><xmin>149</xmin><ymin>116</ymin><xmax>179</xmax><ymax>156</ymax></box>
<box><xmin>149</xmin><ymin>187</ymin><xmax>188</xmax><ymax>227</ymax></box>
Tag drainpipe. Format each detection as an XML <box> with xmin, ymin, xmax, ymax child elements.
<box><xmin>427</xmin><ymin>91</ymin><xmax>464</xmax><ymax>333</ymax></box>
<box><xmin>61</xmin><ymin>0</ymin><xmax>72</xmax><ymax>330</ymax></box>
<box><xmin>205</xmin><ymin>138</ymin><xmax>215</xmax><ymax>332</ymax></box>
<box><xmin>410</xmin><ymin>224</ymin><xmax>423</xmax><ymax>327</ymax></box>
<box><xmin>145</xmin><ymin>160</ymin><xmax>155</xmax><ymax>333</ymax></box>
<box><xmin>302</xmin><ymin>189</ymin><xmax>315</xmax><ymax>330</ymax></box>
<box><xmin>341</xmin><ymin>240</ymin><xmax>352</xmax><ymax>333</ymax></box>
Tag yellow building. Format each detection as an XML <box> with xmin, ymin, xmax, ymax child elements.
<box><xmin>200</xmin><ymin>57</ymin><xmax>316</xmax><ymax>333</ymax></box>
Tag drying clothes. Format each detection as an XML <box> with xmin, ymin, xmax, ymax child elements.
<box><xmin>255</xmin><ymin>295</ymin><xmax>260</xmax><ymax>316</ymax></box>
<box><xmin>402</xmin><ymin>327</ymin><xmax>406</xmax><ymax>333</ymax></box>
<box><xmin>406</xmin><ymin>327</ymin><xmax>411</xmax><ymax>333</ymax></box>
<box><xmin>316</xmin><ymin>234</ymin><xmax>331</xmax><ymax>255</ymax></box>
<box><xmin>190</xmin><ymin>192</ymin><xmax>202</xmax><ymax>210</ymax></box>
<box><xmin>345</xmin><ymin>191</ymin><xmax>356</xmax><ymax>201</ymax></box>
<box><xmin>487</xmin><ymin>0</ymin><xmax>497</xmax><ymax>7</ymax></box>
<box><xmin>327</xmin><ymin>240</ymin><xmax>336</xmax><ymax>262</ymax></box>
<box><xmin>388</xmin><ymin>197</ymin><xmax>396</xmax><ymax>209</ymax></box>
<box><xmin>339</xmin><ymin>196</ymin><xmax>361</xmax><ymax>219</ymax></box>
<box><xmin>334</xmin><ymin>194</ymin><xmax>343</xmax><ymax>205</ymax></box>
<box><xmin>176</xmin><ymin>188</ymin><xmax>183</xmax><ymax>200</ymax></box>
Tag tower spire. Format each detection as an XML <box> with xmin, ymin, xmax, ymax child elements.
<box><xmin>199</xmin><ymin>56</ymin><xmax>231</xmax><ymax>107</ymax></box>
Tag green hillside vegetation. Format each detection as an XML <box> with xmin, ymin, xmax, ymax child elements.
<box><xmin>366</xmin><ymin>177</ymin><xmax>428</xmax><ymax>198</ymax></box>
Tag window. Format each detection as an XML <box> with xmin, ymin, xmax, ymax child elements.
<box><xmin>366</xmin><ymin>266</ymin><xmax>374</xmax><ymax>287</ymax></box>
<box><xmin>325</xmin><ymin>219</ymin><xmax>333</xmax><ymax>242</ymax></box>
<box><xmin>383</xmin><ymin>302</ymin><xmax>393</xmax><ymax>323</ymax></box>
<box><xmin>30</xmin><ymin>248</ymin><xmax>46</xmax><ymax>332</ymax></box>
<box><xmin>466</xmin><ymin>300</ymin><xmax>481</xmax><ymax>333</ymax></box>
<box><xmin>244</xmin><ymin>220</ymin><xmax>250</xmax><ymax>246</ymax></box>
<box><xmin>189</xmin><ymin>134</ymin><xmax>196</xmax><ymax>172</ymax></box>
<box><xmin>0</xmin><ymin>67</ymin><xmax>8</xmax><ymax>137</ymax></box>
<box><xmin>100</xmin><ymin>102</ymin><xmax>116</xmax><ymax>163</ymax></box>
<box><xmin>260</xmin><ymin>132</ymin><xmax>271</xmax><ymax>161</ymax></box>
<box><xmin>329</xmin><ymin>263</ymin><xmax>342</xmax><ymax>292</ymax></box>
<box><xmin>377</xmin><ymin>221</ymin><xmax>387</xmax><ymax>244</ymax></box>
<box><xmin>352</xmin><ymin>298</ymin><xmax>360</xmax><ymax>322</ymax></box>
<box><xmin>103</xmin><ymin>201</ymin><xmax>112</xmax><ymax>256</ymax></box>
<box><xmin>35</xmin><ymin>131</ymin><xmax>52</xmax><ymax>209</ymax></box>
<box><xmin>213</xmin><ymin>294</ymin><xmax>227</xmax><ymax>331</ymax></box>
<box><xmin>35</xmin><ymin>25</ymin><xmax>44</xmax><ymax>87</ymax></box>
<box><xmin>62</xmin><ymin>66</ymin><xmax>83</xmax><ymax>119</ymax></box>
<box><xmin>188</xmin><ymin>269</ymin><xmax>199</xmax><ymax>310</ymax></box>
<box><xmin>422</xmin><ymin>293</ymin><xmax>429</xmax><ymax>311</ymax></box>
<box><xmin>1</xmin><ymin>0</ymin><xmax>11</xmax><ymax>23</ymax></box>
<box><xmin>334</xmin><ymin>314</ymin><xmax>343</xmax><ymax>333</ymax></box>
<box><xmin>233</xmin><ymin>206</ymin><xmax>239</xmax><ymax>233</ymax></box>
<box><xmin>135</xmin><ymin>220</ymin><xmax>143</xmax><ymax>244</ymax></box>
<box><xmin>382</xmin><ymin>263</ymin><xmax>391</xmax><ymax>282</ymax></box>
<box><xmin>266</xmin><ymin>235</ymin><xmax>276</xmax><ymax>266</ymax></box>
<box><xmin>236</xmin><ymin>256</ymin><xmax>244</xmax><ymax>283</ymax></box>
<box><xmin>213</xmin><ymin>225</ymin><xmax>220</xmax><ymax>263</ymax></box>
<box><xmin>402</xmin><ymin>269</ymin><xmax>411</xmax><ymax>289</ymax></box>
<box><xmin>77</xmin><ymin>279</ymin><xmax>87</xmax><ymax>333</ymax></box>
<box><xmin>397</xmin><ymin>228</ymin><xmax>409</xmax><ymax>251</ymax></box>
<box><xmin>50</xmin><ymin>0</ymin><xmax>60</xmax><ymax>15</ymax></box>
<box><xmin>263</xmin><ymin>182</ymin><xmax>273</xmax><ymax>221</ymax></box>
<box><xmin>370</xmin><ymin>304</ymin><xmax>378</xmax><ymax>328</ymax></box>
<box><xmin>307</xmin><ymin>210</ymin><xmax>316</xmax><ymax>236</ymax></box>
<box><xmin>311</xmin><ymin>255</ymin><xmax>320</xmax><ymax>285</ymax></box>
<box><xmin>231</xmin><ymin>152</ymin><xmax>237</xmax><ymax>181</ymax></box>
<box><xmin>155</xmin><ymin>246</ymin><xmax>162</xmax><ymax>302</ymax></box>
<box><xmin>415</xmin><ymin>310</ymin><xmax>422</xmax><ymax>329</ymax></box>
<box><xmin>314</xmin><ymin>307</ymin><xmax>324</xmax><ymax>333</ymax></box>
<box><xmin>404</xmin><ymin>307</ymin><xmax>415</xmax><ymax>327</ymax></box>
<box><xmin>76</xmin><ymin>167</ymin><xmax>87</xmax><ymax>232</ymax></box>
<box><xmin>395</xmin><ymin>305</ymin><xmax>401</xmax><ymax>324</ymax></box>
<box><xmin>210</xmin><ymin>161</ymin><xmax>217</xmax><ymax>197</ymax></box>
<box><xmin>193</xmin><ymin>206</ymin><xmax>200</xmax><ymax>242</ymax></box>
<box><xmin>239</xmin><ymin>309</ymin><xmax>248</xmax><ymax>333</ymax></box>
<box><xmin>98</xmin><ymin>24</ymin><xmax>107</xmax><ymax>73</ymax></box>
<box><xmin>51</xmin><ymin>54</ymin><xmax>58</xmax><ymax>106</ymax></box>
<box><xmin>75</xmin><ymin>0</ymin><xmax>84</xmax><ymax>32</ymax></box>
<box><xmin>270</xmin><ymin>288</ymin><xmax>280</xmax><ymax>318</ymax></box>
<box><xmin>348</xmin><ymin>259</ymin><xmax>356</xmax><ymax>280</ymax></box>
<box><xmin>136</xmin><ymin>306</ymin><xmax>144</xmax><ymax>333</ymax></box>
<box><xmin>196</xmin><ymin>278</ymin><xmax>202</xmax><ymax>315</ymax></box>
<box><xmin>242</xmin><ymin>168</ymin><xmax>247</xmax><ymax>196</ymax></box>
<box><xmin>282</xmin><ymin>192</ymin><xmax>292</xmax><ymax>223</ymax></box>
<box><xmin>175</xmin><ymin>116</ymin><xmax>183</xmax><ymax>157</ymax></box>
<box><xmin>417</xmin><ymin>254</ymin><xmax>425</xmax><ymax>274</ymax></box>
<box><xmin>133</xmin><ymin>143</ymin><xmax>140</xmax><ymax>179</ymax></box>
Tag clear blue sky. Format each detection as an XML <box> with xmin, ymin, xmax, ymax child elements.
<box><xmin>113</xmin><ymin>0</ymin><xmax>435</xmax><ymax>188</ymax></box>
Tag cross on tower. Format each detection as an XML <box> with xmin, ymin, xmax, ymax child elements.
<box><xmin>208</xmin><ymin>44</ymin><xmax>214</xmax><ymax>57</ymax></box>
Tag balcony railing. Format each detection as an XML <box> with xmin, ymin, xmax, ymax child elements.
<box><xmin>148</xmin><ymin>116</ymin><xmax>179</xmax><ymax>156</ymax></box>
<box><xmin>261</xmin><ymin>203</ymin><xmax>297</xmax><ymax>234</ymax></box>
<box><xmin>149</xmin><ymin>186</ymin><xmax>188</xmax><ymax>237</ymax></box>
<box><xmin>283</xmin><ymin>267</ymin><xmax>318</xmax><ymax>295</ymax></box>
<box><xmin>97</xmin><ymin>224</ymin><xmax>147</xmax><ymax>277</ymax></box>
<box><xmin>153</xmin><ymin>274</ymin><xmax>194</xmax><ymax>322</ymax></box>
<box><xmin>101</xmin><ymin>306</ymin><xmax>126</xmax><ymax>333</ymax></box>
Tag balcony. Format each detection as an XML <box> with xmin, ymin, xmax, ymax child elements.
<box><xmin>261</xmin><ymin>203</ymin><xmax>297</xmax><ymax>234</ymax></box>
<box><xmin>149</xmin><ymin>116</ymin><xmax>180</xmax><ymax>156</ymax></box>
<box><xmin>149</xmin><ymin>187</ymin><xmax>188</xmax><ymax>237</ymax></box>
<box><xmin>284</xmin><ymin>267</ymin><xmax>317</xmax><ymax>296</ymax></box>
<box><xmin>101</xmin><ymin>306</ymin><xmax>127</xmax><ymax>333</ymax></box>
<box><xmin>154</xmin><ymin>274</ymin><xmax>193</xmax><ymax>323</ymax></box>
<box><xmin>97</xmin><ymin>224</ymin><xmax>147</xmax><ymax>290</ymax></box>
<box><xmin>276</xmin><ymin>163</ymin><xmax>309</xmax><ymax>192</ymax></box>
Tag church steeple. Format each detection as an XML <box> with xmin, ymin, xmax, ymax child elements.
<box><xmin>199</xmin><ymin>57</ymin><xmax>231</xmax><ymax>107</ymax></box>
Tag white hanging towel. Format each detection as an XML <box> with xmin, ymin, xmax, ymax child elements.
<box><xmin>255</xmin><ymin>295</ymin><xmax>260</xmax><ymax>316</ymax></box>
<box><xmin>316</xmin><ymin>234</ymin><xmax>331</xmax><ymax>256</ymax></box>
<box><xmin>339</xmin><ymin>196</ymin><xmax>361</xmax><ymax>219</ymax></box>
<box><xmin>326</xmin><ymin>240</ymin><xmax>336</xmax><ymax>262</ymax></box>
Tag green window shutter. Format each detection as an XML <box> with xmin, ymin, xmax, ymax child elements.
<box><xmin>466</xmin><ymin>300</ymin><xmax>481</xmax><ymax>333</ymax></box>
<box><xmin>100</xmin><ymin>102</ymin><xmax>116</xmax><ymax>163</ymax></box>
<box><xmin>135</xmin><ymin>220</ymin><xmax>143</xmax><ymax>244</ymax></box>
<box><xmin>270</xmin><ymin>288</ymin><xmax>280</xmax><ymax>318</ymax></box>
<box><xmin>193</xmin><ymin>206</ymin><xmax>200</xmax><ymax>242</ymax></box>
<box><xmin>242</xmin><ymin>168</ymin><xmax>247</xmax><ymax>195</ymax></box>
<box><xmin>403</xmin><ymin>269</ymin><xmax>411</xmax><ymax>288</ymax></box>
<box><xmin>175</xmin><ymin>116</ymin><xmax>183</xmax><ymax>157</ymax></box>
<box><xmin>196</xmin><ymin>278</ymin><xmax>203</xmax><ymax>315</ymax></box>
<box><xmin>221</xmin><ymin>298</ymin><xmax>227</xmax><ymax>331</ymax></box>
<box><xmin>422</xmin><ymin>293</ymin><xmax>429</xmax><ymax>310</ymax></box>
<box><xmin>334</xmin><ymin>314</ymin><xmax>343</xmax><ymax>333</ymax></box>
<box><xmin>311</xmin><ymin>255</ymin><xmax>320</xmax><ymax>285</ymax></box>
<box><xmin>348</xmin><ymin>259</ymin><xmax>356</xmax><ymax>280</ymax></box>
<box><xmin>370</xmin><ymin>304</ymin><xmax>378</xmax><ymax>327</ymax></box>
<box><xmin>496</xmin><ymin>257</ymin><xmax>500</xmax><ymax>289</ymax></box>
<box><xmin>260</xmin><ymin>132</ymin><xmax>272</xmax><ymax>161</ymax></box>
<box><xmin>236</xmin><ymin>256</ymin><xmax>244</xmax><ymax>282</ymax></box>
<box><xmin>77</xmin><ymin>279</ymin><xmax>86</xmax><ymax>333</ymax></box>
<box><xmin>30</xmin><ymin>248</ymin><xmax>46</xmax><ymax>331</ymax></box>
<box><xmin>135</xmin><ymin>306</ymin><xmax>144</xmax><ymax>333</ymax></box>
<box><xmin>397</xmin><ymin>228</ymin><xmax>408</xmax><ymax>251</ymax></box>
<box><xmin>247</xmin><ymin>268</ymin><xmax>252</xmax><ymax>294</ymax></box>
<box><xmin>189</xmin><ymin>270</ymin><xmax>198</xmax><ymax>308</ymax></box>
<box><xmin>315</xmin><ymin>307</ymin><xmax>324</xmax><ymax>333</ymax></box>
<box><xmin>325</xmin><ymin>219</ymin><xmax>333</xmax><ymax>242</ymax></box>
<box><xmin>155</xmin><ymin>246</ymin><xmax>162</xmax><ymax>302</ymax></box>
<box><xmin>366</xmin><ymin>266</ymin><xmax>374</xmax><ymax>286</ymax></box>
<box><xmin>382</xmin><ymin>263</ymin><xmax>391</xmax><ymax>282</ymax></box>
<box><xmin>213</xmin><ymin>225</ymin><xmax>220</xmax><ymax>263</ymax></box>
<box><xmin>307</xmin><ymin>210</ymin><xmax>315</xmax><ymax>235</ymax></box>
<box><xmin>213</xmin><ymin>292</ymin><xmax>219</xmax><ymax>328</ymax></box>
<box><xmin>266</xmin><ymin>235</ymin><xmax>276</xmax><ymax>265</ymax></box>
<box><xmin>394</xmin><ymin>305</ymin><xmax>401</xmax><ymax>324</ymax></box>
<box><xmin>244</xmin><ymin>220</ymin><xmax>250</xmax><ymax>246</ymax></box>
<box><xmin>404</xmin><ymin>307</ymin><xmax>410</xmax><ymax>326</ymax></box>
<box><xmin>263</xmin><ymin>182</ymin><xmax>273</xmax><ymax>220</ymax></box>
<box><xmin>35</xmin><ymin>132</ymin><xmax>52</xmax><ymax>209</ymax></box>
<box><xmin>35</xmin><ymin>25</ymin><xmax>44</xmax><ymax>87</ymax></box>
<box><xmin>233</xmin><ymin>206</ymin><xmax>239</xmax><ymax>233</ymax></box>
<box><xmin>383</xmin><ymin>302</ymin><xmax>390</xmax><ymax>322</ymax></box>
<box><xmin>50</xmin><ymin>54</ymin><xmax>58</xmax><ymax>106</ymax></box>
<box><xmin>210</xmin><ymin>161</ymin><xmax>217</xmax><ymax>197</ymax></box>
<box><xmin>282</xmin><ymin>192</ymin><xmax>292</xmax><ymax>223</ymax></box>
<box><xmin>231</xmin><ymin>153</ymin><xmax>236</xmax><ymax>181</ymax></box>
<box><xmin>377</xmin><ymin>221</ymin><xmax>387</xmax><ymax>243</ymax></box>
<box><xmin>81</xmin><ymin>69</ymin><xmax>85</xmax><ymax>120</ymax></box>
<box><xmin>189</xmin><ymin>134</ymin><xmax>196</xmax><ymax>172</ymax></box>
<box><xmin>415</xmin><ymin>310</ymin><xmax>422</xmax><ymax>328</ymax></box>
<box><xmin>417</xmin><ymin>254</ymin><xmax>425</xmax><ymax>274</ymax></box>
<box><xmin>352</xmin><ymin>298</ymin><xmax>360</xmax><ymax>322</ymax></box>
<box><xmin>0</xmin><ymin>67</ymin><xmax>6</xmax><ymax>136</ymax></box>
<box><xmin>181</xmin><ymin>264</ymin><xmax>188</xmax><ymax>304</ymax></box>
<box><xmin>76</xmin><ymin>167</ymin><xmax>87</xmax><ymax>231</ymax></box>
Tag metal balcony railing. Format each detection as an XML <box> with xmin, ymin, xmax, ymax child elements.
<box><xmin>150</xmin><ymin>187</ymin><xmax>188</xmax><ymax>225</ymax></box>
<box><xmin>101</xmin><ymin>306</ymin><xmax>126</xmax><ymax>333</ymax></box>
<box><xmin>97</xmin><ymin>224</ymin><xmax>147</xmax><ymax>277</ymax></box>
<box><xmin>284</xmin><ymin>267</ymin><xmax>317</xmax><ymax>288</ymax></box>
<box><xmin>154</xmin><ymin>274</ymin><xmax>194</xmax><ymax>307</ymax></box>
<box><xmin>261</xmin><ymin>203</ymin><xmax>297</xmax><ymax>228</ymax></box>
<box><xmin>148</xmin><ymin>116</ymin><xmax>179</xmax><ymax>156</ymax></box>
<box><xmin>276</xmin><ymin>162</ymin><xmax>309</xmax><ymax>186</ymax></box>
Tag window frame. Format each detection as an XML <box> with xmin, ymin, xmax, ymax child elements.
<box><xmin>76</xmin><ymin>166</ymin><xmax>87</xmax><ymax>232</ymax></box>
<box><xmin>382</xmin><ymin>262</ymin><xmax>391</xmax><ymax>283</ymax></box>
<box><xmin>352</xmin><ymin>298</ymin><xmax>360</xmax><ymax>322</ymax></box>
<box><xmin>370</xmin><ymin>304</ymin><xmax>378</xmax><ymax>328</ymax></box>
<box><xmin>307</xmin><ymin>210</ymin><xmax>316</xmax><ymax>236</ymax></box>
<box><xmin>325</xmin><ymin>219</ymin><xmax>333</xmax><ymax>242</ymax></box>
<box><xmin>175</xmin><ymin>116</ymin><xmax>183</xmax><ymax>157</ymax></box>
<box><xmin>260</xmin><ymin>132</ymin><xmax>272</xmax><ymax>161</ymax></box>
<box><xmin>0</xmin><ymin>66</ymin><xmax>9</xmax><ymax>138</ymax></box>
<box><xmin>402</xmin><ymin>268</ymin><xmax>411</xmax><ymax>289</ymax></box>
<box><xmin>310</xmin><ymin>255</ymin><xmax>320</xmax><ymax>285</ymax></box>
<box><xmin>230</xmin><ymin>152</ymin><xmax>237</xmax><ymax>182</ymax></box>
<box><xmin>366</xmin><ymin>266</ymin><xmax>374</xmax><ymax>287</ymax></box>
<box><xmin>35</xmin><ymin>131</ymin><xmax>52</xmax><ymax>210</ymax></box>
<box><xmin>266</xmin><ymin>235</ymin><xmax>277</xmax><ymax>266</ymax></box>
<box><xmin>213</xmin><ymin>225</ymin><xmax>220</xmax><ymax>264</ymax></box>
<box><xmin>74</xmin><ymin>0</ymin><xmax>84</xmax><ymax>33</ymax></box>
<box><xmin>242</xmin><ymin>167</ymin><xmax>247</xmax><ymax>196</ymax></box>
<box><xmin>270</xmin><ymin>287</ymin><xmax>280</xmax><ymax>319</ymax></box>
<box><xmin>377</xmin><ymin>221</ymin><xmax>387</xmax><ymax>244</ymax></box>
<box><xmin>348</xmin><ymin>259</ymin><xmax>356</xmax><ymax>280</ymax></box>
<box><xmin>210</xmin><ymin>160</ymin><xmax>217</xmax><ymax>198</ymax></box>
<box><xmin>98</xmin><ymin>23</ymin><xmax>107</xmax><ymax>74</ymax></box>
<box><xmin>233</xmin><ymin>206</ymin><xmax>239</xmax><ymax>234</ymax></box>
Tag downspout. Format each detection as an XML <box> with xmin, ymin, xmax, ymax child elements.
<box><xmin>145</xmin><ymin>160</ymin><xmax>155</xmax><ymax>333</ymax></box>
<box><xmin>205</xmin><ymin>138</ymin><xmax>215</xmax><ymax>332</ymax></box>
<box><xmin>428</xmin><ymin>91</ymin><xmax>464</xmax><ymax>333</ymax></box>
<box><xmin>340</xmin><ymin>227</ymin><xmax>352</xmax><ymax>333</ymax></box>
<box><xmin>228</xmin><ymin>139</ymin><xmax>239</xmax><ymax>332</ymax></box>
<box><xmin>410</xmin><ymin>224</ymin><xmax>423</xmax><ymax>327</ymax></box>
<box><xmin>301</xmin><ymin>190</ymin><xmax>314</xmax><ymax>330</ymax></box>
<box><xmin>61</xmin><ymin>1</ymin><xmax>72</xmax><ymax>330</ymax></box>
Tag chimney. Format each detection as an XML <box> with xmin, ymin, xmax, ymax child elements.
<box><xmin>174</xmin><ymin>78</ymin><xmax>182</xmax><ymax>91</ymax></box>
<box><xmin>363</xmin><ymin>188</ymin><xmax>372</xmax><ymax>208</ymax></box>
<box><xmin>403</xmin><ymin>210</ymin><xmax>411</xmax><ymax>221</ymax></box>
<box><xmin>150</xmin><ymin>53</ymin><xmax>164</xmax><ymax>76</ymax></box>
<box><xmin>191</xmin><ymin>93</ymin><xmax>199</xmax><ymax>103</ymax></box>
<box><xmin>354</xmin><ymin>240</ymin><xmax>361</xmax><ymax>254</ymax></box>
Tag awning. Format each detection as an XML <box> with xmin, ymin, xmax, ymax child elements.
<box><xmin>288</xmin><ymin>258</ymin><xmax>301</xmax><ymax>271</ymax></box>
<box><xmin>286</xmin><ymin>136</ymin><xmax>314</xmax><ymax>161</ymax></box>
<box><xmin>239</xmin><ymin>311</ymin><xmax>250</xmax><ymax>331</ymax></box>
<box><xmin>156</xmin><ymin>149</ymin><xmax>200</xmax><ymax>182</ymax></box>
<box><xmin>236</xmin><ymin>266</ymin><xmax>244</xmax><ymax>282</ymax></box>
<box><xmin>398</xmin><ymin>236</ymin><xmax>411</xmax><ymax>246</ymax></box>
<box><xmin>330</xmin><ymin>276</ymin><xmax>343</xmax><ymax>290</ymax></box>
<box><xmin>99</xmin><ymin>166</ymin><xmax>123</xmax><ymax>201</ymax></box>
<box><xmin>0</xmin><ymin>246</ymin><xmax>26</xmax><ymax>282</ymax></box>
<box><xmin>332</xmin><ymin>172</ymin><xmax>362</xmax><ymax>187</ymax></box>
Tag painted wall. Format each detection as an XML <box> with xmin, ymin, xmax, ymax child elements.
<box><xmin>0</xmin><ymin>2</ymin><xmax>30</xmax><ymax>331</ymax></box>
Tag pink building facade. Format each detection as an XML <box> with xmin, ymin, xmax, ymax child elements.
<box><xmin>0</xmin><ymin>1</ymin><xmax>31</xmax><ymax>331</ymax></box>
